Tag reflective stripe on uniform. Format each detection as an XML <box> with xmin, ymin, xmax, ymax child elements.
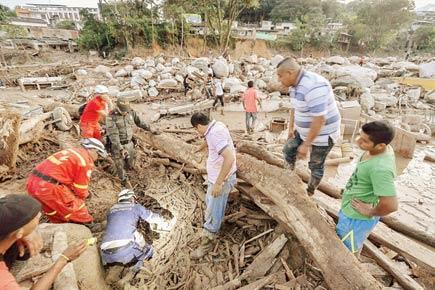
<box><xmin>46</xmin><ymin>210</ymin><xmax>57</xmax><ymax>216</ymax></box>
<box><xmin>64</xmin><ymin>213</ymin><xmax>72</xmax><ymax>219</ymax></box>
<box><xmin>67</xmin><ymin>149</ymin><xmax>87</xmax><ymax>166</ymax></box>
<box><xmin>47</xmin><ymin>156</ymin><xmax>62</xmax><ymax>165</ymax></box>
<box><xmin>340</xmin><ymin>230</ymin><xmax>357</xmax><ymax>253</ymax></box>
<box><xmin>73</xmin><ymin>183</ymin><xmax>88</xmax><ymax>189</ymax></box>
<box><xmin>78</xmin><ymin>203</ymin><xmax>85</xmax><ymax>210</ymax></box>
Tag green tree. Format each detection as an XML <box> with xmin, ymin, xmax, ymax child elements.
<box><xmin>56</xmin><ymin>20</ymin><xmax>76</xmax><ymax>30</ymax></box>
<box><xmin>346</xmin><ymin>0</ymin><xmax>415</xmax><ymax>50</ymax></box>
<box><xmin>77</xmin><ymin>10</ymin><xmax>115</xmax><ymax>55</ymax></box>
<box><xmin>270</xmin><ymin>0</ymin><xmax>321</xmax><ymax>22</ymax></box>
<box><xmin>413</xmin><ymin>26</ymin><xmax>435</xmax><ymax>51</ymax></box>
<box><xmin>0</xmin><ymin>4</ymin><xmax>16</xmax><ymax>22</ymax></box>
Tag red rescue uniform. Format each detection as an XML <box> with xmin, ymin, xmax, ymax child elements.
<box><xmin>80</xmin><ymin>95</ymin><xmax>107</xmax><ymax>141</ymax></box>
<box><xmin>27</xmin><ymin>147</ymin><xmax>95</xmax><ymax>223</ymax></box>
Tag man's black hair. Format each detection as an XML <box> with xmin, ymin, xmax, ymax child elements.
<box><xmin>248</xmin><ymin>80</ymin><xmax>254</xmax><ymax>88</ymax></box>
<box><xmin>362</xmin><ymin>121</ymin><xmax>395</xmax><ymax>145</ymax></box>
<box><xmin>191</xmin><ymin>112</ymin><xmax>210</xmax><ymax>127</ymax></box>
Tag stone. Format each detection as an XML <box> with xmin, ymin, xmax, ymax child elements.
<box><xmin>256</xmin><ymin>79</ymin><xmax>267</xmax><ymax>90</ymax></box>
<box><xmin>391</xmin><ymin>61</ymin><xmax>419</xmax><ymax>72</ymax></box>
<box><xmin>419</xmin><ymin>61</ymin><xmax>435</xmax><ymax>78</ymax></box>
<box><xmin>148</xmin><ymin>87</ymin><xmax>159</xmax><ymax>97</ymax></box>
<box><xmin>124</xmin><ymin>65</ymin><xmax>134</xmax><ymax>73</ymax></box>
<box><xmin>131</xmin><ymin>76</ymin><xmax>145</xmax><ymax>88</ymax></box>
<box><xmin>131</xmin><ymin>69</ymin><xmax>144</xmax><ymax>77</ymax></box>
<box><xmin>425</xmin><ymin>90</ymin><xmax>435</xmax><ymax>104</ymax></box>
<box><xmin>114</xmin><ymin>69</ymin><xmax>128</xmax><ymax>78</ymax></box>
<box><xmin>105</xmin><ymin>72</ymin><xmax>113</xmax><ymax>79</ymax></box>
<box><xmin>267</xmin><ymin>76</ymin><xmax>288</xmax><ymax>94</ymax></box>
<box><xmin>269</xmin><ymin>91</ymin><xmax>281</xmax><ymax>100</ymax></box>
<box><xmin>228</xmin><ymin>63</ymin><xmax>235</xmax><ymax>74</ymax></box>
<box><xmin>107</xmin><ymin>86</ymin><xmax>120</xmax><ymax>97</ymax></box>
<box><xmin>253</xmin><ymin>64</ymin><xmax>266</xmax><ymax>73</ymax></box>
<box><xmin>373</xmin><ymin>101</ymin><xmax>387</xmax><ymax>112</ymax></box>
<box><xmin>175</xmin><ymin>75</ymin><xmax>184</xmax><ymax>83</ymax></box>
<box><xmin>160</xmin><ymin>73</ymin><xmax>172</xmax><ymax>80</ymax></box>
<box><xmin>372</xmin><ymin>93</ymin><xmax>397</xmax><ymax>107</ymax></box>
<box><xmin>191</xmin><ymin>57</ymin><xmax>210</xmax><ymax>72</ymax></box>
<box><xmin>223</xmin><ymin>77</ymin><xmax>241</xmax><ymax>92</ymax></box>
<box><xmin>132</xmin><ymin>57</ymin><xmax>145</xmax><ymax>68</ymax></box>
<box><xmin>157</xmin><ymin>56</ymin><xmax>165</xmax><ymax>64</ymax></box>
<box><xmin>75</xmin><ymin>69</ymin><xmax>87</xmax><ymax>76</ymax></box>
<box><xmin>326</xmin><ymin>56</ymin><xmax>348</xmax><ymax>65</ymax></box>
<box><xmin>95</xmin><ymin>65</ymin><xmax>110</xmax><ymax>74</ymax></box>
<box><xmin>156</xmin><ymin>63</ymin><xmax>165</xmax><ymax>72</ymax></box>
<box><xmin>271</xmin><ymin>55</ymin><xmax>284</xmax><ymax>67</ymax></box>
<box><xmin>246</xmin><ymin>54</ymin><xmax>258</xmax><ymax>64</ymax></box>
<box><xmin>331</xmin><ymin>75</ymin><xmax>374</xmax><ymax>89</ymax></box>
<box><xmin>407</xmin><ymin>87</ymin><xmax>421</xmax><ymax>102</ymax></box>
<box><xmin>117</xmin><ymin>90</ymin><xmax>142</xmax><ymax>101</ymax></box>
<box><xmin>145</xmin><ymin>59</ymin><xmax>155</xmax><ymax>68</ymax></box>
<box><xmin>212</xmin><ymin>60</ymin><xmax>230</xmax><ymax>78</ymax></box>
<box><xmin>185</xmin><ymin>66</ymin><xmax>200</xmax><ymax>75</ymax></box>
<box><xmin>140</xmin><ymin>70</ymin><xmax>153</xmax><ymax>80</ymax></box>
<box><xmin>158</xmin><ymin>79</ymin><xmax>178</xmax><ymax>88</ymax></box>
<box><xmin>171</xmin><ymin>58</ymin><xmax>180</xmax><ymax>65</ymax></box>
<box><xmin>149</xmin><ymin>80</ymin><xmax>157</xmax><ymax>87</ymax></box>
<box><xmin>230</xmin><ymin>84</ymin><xmax>247</xmax><ymax>94</ymax></box>
<box><xmin>360</xmin><ymin>89</ymin><xmax>375</xmax><ymax>111</ymax></box>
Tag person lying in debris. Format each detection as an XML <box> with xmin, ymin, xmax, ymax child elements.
<box><xmin>337</xmin><ymin>121</ymin><xmax>398</xmax><ymax>256</ymax></box>
<box><xmin>100</xmin><ymin>189</ymin><xmax>175</xmax><ymax>273</ymax></box>
<box><xmin>106</xmin><ymin>94</ymin><xmax>160</xmax><ymax>188</ymax></box>
<box><xmin>26</xmin><ymin>138</ymin><xmax>108</xmax><ymax>224</ymax></box>
<box><xmin>0</xmin><ymin>194</ymin><xmax>88</xmax><ymax>290</ymax></box>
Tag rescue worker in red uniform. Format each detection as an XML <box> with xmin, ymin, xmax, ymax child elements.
<box><xmin>80</xmin><ymin>85</ymin><xmax>112</xmax><ymax>141</ymax></box>
<box><xmin>26</xmin><ymin>138</ymin><xmax>108</xmax><ymax>224</ymax></box>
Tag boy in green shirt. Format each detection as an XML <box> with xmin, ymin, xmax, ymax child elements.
<box><xmin>337</xmin><ymin>121</ymin><xmax>398</xmax><ymax>254</ymax></box>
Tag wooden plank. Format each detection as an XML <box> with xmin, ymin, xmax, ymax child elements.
<box><xmin>312</xmin><ymin>192</ymin><xmax>435</xmax><ymax>274</ymax></box>
<box><xmin>243</xmin><ymin>234</ymin><xmax>288</xmax><ymax>282</ymax></box>
<box><xmin>364</xmin><ymin>240</ymin><xmax>424</xmax><ymax>290</ymax></box>
<box><xmin>237</xmin><ymin>272</ymin><xmax>283</xmax><ymax>290</ymax></box>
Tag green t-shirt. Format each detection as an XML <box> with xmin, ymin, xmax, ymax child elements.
<box><xmin>341</xmin><ymin>146</ymin><xmax>397</xmax><ymax>220</ymax></box>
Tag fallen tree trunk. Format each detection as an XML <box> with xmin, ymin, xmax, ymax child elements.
<box><xmin>237</xmin><ymin>141</ymin><xmax>435</xmax><ymax>248</ymax></box>
<box><xmin>141</xmin><ymin>133</ymin><xmax>381</xmax><ymax>290</ymax></box>
<box><xmin>43</xmin><ymin>103</ymin><xmax>80</xmax><ymax>119</ymax></box>
<box><xmin>364</xmin><ymin>240</ymin><xmax>424</xmax><ymax>290</ymax></box>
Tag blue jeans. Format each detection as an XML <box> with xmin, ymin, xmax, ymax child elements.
<box><xmin>245</xmin><ymin>112</ymin><xmax>257</xmax><ymax>131</ymax></box>
<box><xmin>101</xmin><ymin>242</ymin><xmax>153</xmax><ymax>267</ymax></box>
<box><xmin>204</xmin><ymin>173</ymin><xmax>237</xmax><ymax>233</ymax></box>
<box><xmin>282</xmin><ymin>131</ymin><xmax>334</xmax><ymax>193</ymax></box>
<box><xmin>336</xmin><ymin>210</ymin><xmax>380</xmax><ymax>253</ymax></box>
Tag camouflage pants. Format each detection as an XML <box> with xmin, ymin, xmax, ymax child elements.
<box><xmin>112</xmin><ymin>141</ymin><xmax>136</xmax><ymax>183</ymax></box>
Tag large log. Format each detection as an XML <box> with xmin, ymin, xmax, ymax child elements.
<box><xmin>43</xmin><ymin>102</ymin><xmax>80</xmax><ymax>119</ymax></box>
<box><xmin>0</xmin><ymin>112</ymin><xmax>21</xmax><ymax>168</ymax></box>
<box><xmin>141</xmin><ymin>133</ymin><xmax>381</xmax><ymax>290</ymax></box>
<box><xmin>237</xmin><ymin>141</ymin><xmax>435</xmax><ymax>248</ymax></box>
<box><xmin>313</xmin><ymin>192</ymin><xmax>435</xmax><ymax>274</ymax></box>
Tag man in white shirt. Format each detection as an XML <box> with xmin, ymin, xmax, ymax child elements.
<box><xmin>212</xmin><ymin>78</ymin><xmax>225</xmax><ymax>115</ymax></box>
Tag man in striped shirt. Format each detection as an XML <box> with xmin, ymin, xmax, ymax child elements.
<box><xmin>277</xmin><ymin>58</ymin><xmax>341</xmax><ymax>195</ymax></box>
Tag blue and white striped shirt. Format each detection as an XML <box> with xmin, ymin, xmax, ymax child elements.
<box><xmin>290</xmin><ymin>70</ymin><xmax>341</xmax><ymax>146</ymax></box>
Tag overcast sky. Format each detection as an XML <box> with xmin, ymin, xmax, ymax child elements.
<box><xmin>2</xmin><ymin>0</ymin><xmax>433</xmax><ymax>10</ymax></box>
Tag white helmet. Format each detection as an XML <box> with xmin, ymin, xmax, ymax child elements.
<box><xmin>118</xmin><ymin>189</ymin><xmax>135</xmax><ymax>202</ymax></box>
<box><xmin>95</xmin><ymin>85</ymin><xmax>109</xmax><ymax>94</ymax></box>
<box><xmin>80</xmin><ymin>138</ymin><xmax>108</xmax><ymax>158</ymax></box>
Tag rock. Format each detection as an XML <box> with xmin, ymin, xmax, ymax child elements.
<box><xmin>407</xmin><ymin>87</ymin><xmax>421</xmax><ymax>102</ymax></box>
<box><xmin>253</xmin><ymin>64</ymin><xmax>266</xmax><ymax>73</ymax></box>
<box><xmin>175</xmin><ymin>75</ymin><xmax>184</xmax><ymax>83</ymax></box>
<box><xmin>114</xmin><ymin>69</ymin><xmax>128</xmax><ymax>78</ymax></box>
<box><xmin>373</xmin><ymin>101</ymin><xmax>387</xmax><ymax>112</ymax></box>
<box><xmin>160</xmin><ymin>73</ymin><xmax>173</xmax><ymax>80</ymax></box>
<box><xmin>246</xmin><ymin>54</ymin><xmax>258</xmax><ymax>64</ymax></box>
<box><xmin>105</xmin><ymin>72</ymin><xmax>113</xmax><ymax>79</ymax></box>
<box><xmin>171</xmin><ymin>58</ymin><xmax>180</xmax><ymax>65</ymax></box>
<box><xmin>256</xmin><ymin>79</ymin><xmax>267</xmax><ymax>90</ymax></box>
<box><xmin>148</xmin><ymin>87</ymin><xmax>159</xmax><ymax>97</ymax></box>
<box><xmin>372</xmin><ymin>93</ymin><xmax>397</xmax><ymax>107</ymax></box>
<box><xmin>124</xmin><ymin>65</ymin><xmax>134</xmax><ymax>73</ymax></box>
<box><xmin>271</xmin><ymin>55</ymin><xmax>284</xmax><ymax>67</ymax></box>
<box><xmin>149</xmin><ymin>80</ymin><xmax>157</xmax><ymax>87</ymax></box>
<box><xmin>157</xmin><ymin>56</ymin><xmax>165</xmax><ymax>64</ymax></box>
<box><xmin>156</xmin><ymin>63</ymin><xmax>165</xmax><ymax>72</ymax></box>
<box><xmin>331</xmin><ymin>74</ymin><xmax>374</xmax><ymax>89</ymax></box>
<box><xmin>228</xmin><ymin>63</ymin><xmax>235</xmax><ymax>74</ymax></box>
<box><xmin>191</xmin><ymin>57</ymin><xmax>210</xmax><ymax>72</ymax></box>
<box><xmin>131</xmin><ymin>76</ymin><xmax>145</xmax><ymax>88</ymax></box>
<box><xmin>360</xmin><ymin>89</ymin><xmax>375</xmax><ymax>111</ymax></box>
<box><xmin>326</xmin><ymin>56</ymin><xmax>348</xmax><ymax>65</ymax></box>
<box><xmin>419</xmin><ymin>61</ymin><xmax>435</xmax><ymax>78</ymax></box>
<box><xmin>140</xmin><ymin>70</ymin><xmax>153</xmax><ymax>80</ymax></box>
<box><xmin>131</xmin><ymin>69</ymin><xmax>143</xmax><ymax>77</ymax></box>
<box><xmin>145</xmin><ymin>59</ymin><xmax>155</xmax><ymax>68</ymax></box>
<box><xmin>425</xmin><ymin>90</ymin><xmax>435</xmax><ymax>104</ymax></box>
<box><xmin>75</xmin><ymin>69</ymin><xmax>87</xmax><ymax>76</ymax></box>
<box><xmin>269</xmin><ymin>91</ymin><xmax>281</xmax><ymax>100</ymax></box>
<box><xmin>158</xmin><ymin>79</ymin><xmax>178</xmax><ymax>88</ymax></box>
<box><xmin>108</xmin><ymin>78</ymin><xmax>118</xmax><ymax>86</ymax></box>
<box><xmin>132</xmin><ymin>57</ymin><xmax>145</xmax><ymax>68</ymax></box>
<box><xmin>230</xmin><ymin>84</ymin><xmax>247</xmax><ymax>94</ymax></box>
<box><xmin>267</xmin><ymin>76</ymin><xmax>288</xmax><ymax>94</ymax></box>
<box><xmin>107</xmin><ymin>86</ymin><xmax>120</xmax><ymax>97</ymax></box>
<box><xmin>391</xmin><ymin>61</ymin><xmax>419</xmax><ymax>72</ymax></box>
<box><xmin>95</xmin><ymin>65</ymin><xmax>110</xmax><ymax>74</ymax></box>
<box><xmin>223</xmin><ymin>77</ymin><xmax>241</xmax><ymax>92</ymax></box>
<box><xmin>117</xmin><ymin>90</ymin><xmax>142</xmax><ymax>101</ymax></box>
<box><xmin>185</xmin><ymin>66</ymin><xmax>200</xmax><ymax>75</ymax></box>
<box><xmin>212</xmin><ymin>60</ymin><xmax>230</xmax><ymax>78</ymax></box>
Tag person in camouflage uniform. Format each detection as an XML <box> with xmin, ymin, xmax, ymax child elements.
<box><xmin>106</xmin><ymin>95</ymin><xmax>158</xmax><ymax>188</ymax></box>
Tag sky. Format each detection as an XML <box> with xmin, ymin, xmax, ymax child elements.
<box><xmin>2</xmin><ymin>0</ymin><xmax>434</xmax><ymax>10</ymax></box>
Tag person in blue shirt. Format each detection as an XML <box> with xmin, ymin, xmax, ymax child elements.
<box><xmin>100</xmin><ymin>189</ymin><xmax>175</xmax><ymax>273</ymax></box>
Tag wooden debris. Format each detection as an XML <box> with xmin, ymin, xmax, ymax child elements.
<box><xmin>237</xmin><ymin>271</ymin><xmax>283</xmax><ymax>290</ymax></box>
<box><xmin>364</xmin><ymin>240</ymin><xmax>424</xmax><ymax>290</ymax></box>
<box><xmin>0</xmin><ymin>112</ymin><xmax>21</xmax><ymax>169</ymax></box>
<box><xmin>242</xmin><ymin>234</ymin><xmax>288</xmax><ymax>282</ymax></box>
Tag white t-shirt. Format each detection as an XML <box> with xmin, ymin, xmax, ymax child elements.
<box><xmin>215</xmin><ymin>80</ymin><xmax>224</xmax><ymax>96</ymax></box>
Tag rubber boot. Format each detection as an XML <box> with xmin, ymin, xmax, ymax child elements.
<box><xmin>190</xmin><ymin>230</ymin><xmax>216</xmax><ymax>260</ymax></box>
<box><xmin>307</xmin><ymin>176</ymin><xmax>321</xmax><ymax>196</ymax></box>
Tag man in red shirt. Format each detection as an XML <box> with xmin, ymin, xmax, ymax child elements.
<box><xmin>80</xmin><ymin>85</ymin><xmax>112</xmax><ymax>141</ymax></box>
<box><xmin>241</xmin><ymin>80</ymin><xmax>262</xmax><ymax>134</ymax></box>
<box><xmin>0</xmin><ymin>194</ymin><xmax>87</xmax><ymax>290</ymax></box>
<box><xmin>26</xmin><ymin>138</ymin><xmax>108</xmax><ymax>224</ymax></box>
